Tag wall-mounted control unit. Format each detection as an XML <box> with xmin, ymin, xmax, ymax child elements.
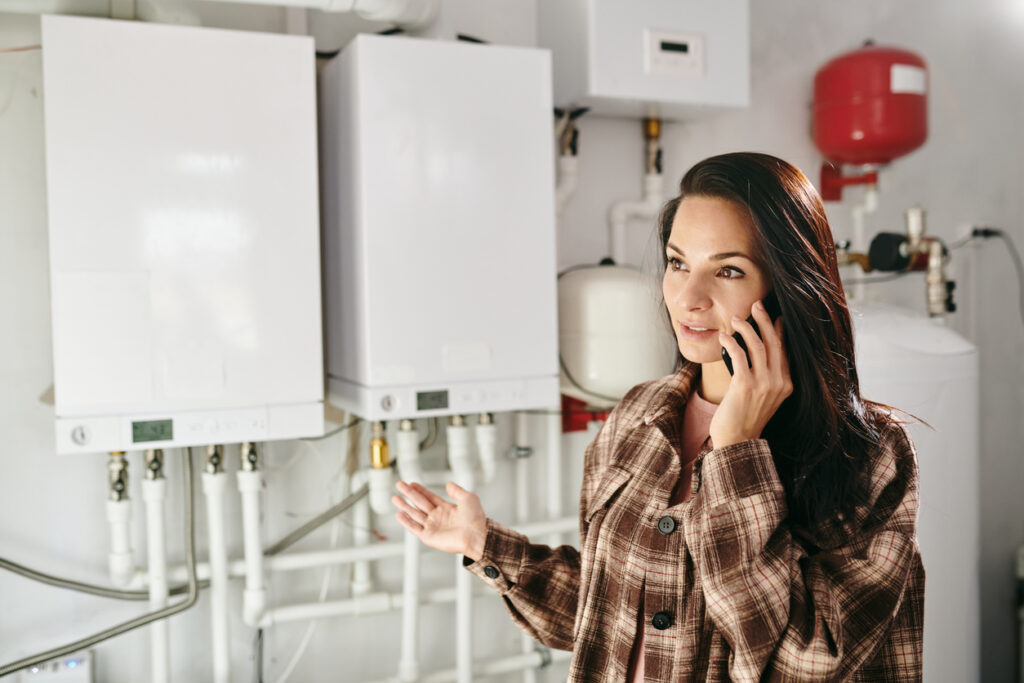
<box><xmin>538</xmin><ymin>0</ymin><xmax>750</xmax><ymax>119</ymax></box>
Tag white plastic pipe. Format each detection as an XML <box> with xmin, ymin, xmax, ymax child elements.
<box><xmin>141</xmin><ymin>478</ymin><xmax>169</xmax><ymax>683</ymax></box>
<box><xmin>850</xmin><ymin>184</ymin><xmax>879</xmax><ymax>303</ymax></box>
<box><xmin>608</xmin><ymin>172</ymin><xmax>664</xmax><ymax>266</ymax></box>
<box><xmin>237</xmin><ymin>469</ymin><xmax>266</xmax><ymax>627</ymax></box>
<box><xmin>513</xmin><ymin>412</ymin><xmax>537</xmax><ymax>683</ymax></box>
<box><xmin>154</xmin><ymin>516</ymin><xmax>576</xmax><ymax>582</ymax></box>
<box><xmin>474</xmin><ymin>421</ymin><xmax>498</xmax><ymax>484</ymax></box>
<box><xmin>106</xmin><ymin>499</ymin><xmax>134</xmax><ymax>588</ymax></box>
<box><xmin>555</xmin><ymin>154</ymin><xmax>579</xmax><ymax>217</ymax></box>
<box><xmin>350</xmin><ymin>470</ymin><xmax>373</xmax><ymax>597</ymax></box>
<box><xmin>368</xmin><ymin>467</ymin><xmax>394</xmax><ymax>515</ymax></box>
<box><xmin>397</xmin><ymin>426</ymin><xmax>423</xmax><ymax>683</ymax></box>
<box><xmin>546</xmin><ymin>412</ymin><xmax>564</xmax><ymax>547</ymax></box>
<box><xmin>514</xmin><ymin>412</ymin><xmax>531</xmax><ymax>525</ymax></box>
<box><xmin>447</xmin><ymin>421</ymin><xmax>474</xmax><ymax>493</ymax></box>
<box><xmin>259</xmin><ymin>586</ymin><xmax>459</xmax><ymax>628</ymax></box>
<box><xmin>446</xmin><ymin>419</ymin><xmax>474</xmax><ymax>683</ymax></box>
<box><xmin>455</xmin><ymin>556</ymin><xmax>473</xmax><ymax>683</ymax></box>
<box><xmin>202</xmin><ymin>471</ymin><xmax>231</xmax><ymax>683</ymax></box>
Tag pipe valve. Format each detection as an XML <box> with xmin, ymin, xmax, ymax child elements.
<box><xmin>108</xmin><ymin>452</ymin><xmax>129</xmax><ymax>501</ymax></box>
<box><xmin>144</xmin><ymin>449</ymin><xmax>164</xmax><ymax>481</ymax></box>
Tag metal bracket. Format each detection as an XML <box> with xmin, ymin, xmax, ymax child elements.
<box><xmin>507</xmin><ymin>445</ymin><xmax>533</xmax><ymax>459</ymax></box>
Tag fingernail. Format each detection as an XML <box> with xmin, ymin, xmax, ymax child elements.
<box><xmin>755</xmin><ymin>300</ymin><xmax>764</xmax><ymax>310</ymax></box>
<box><xmin>732</xmin><ymin>315</ymin><xmax>742</xmax><ymax>323</ymax></box>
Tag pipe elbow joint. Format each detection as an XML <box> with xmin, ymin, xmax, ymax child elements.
<box><xmin>243</xmin><ymin>588</ymin><xmax>267</xmax><ymax>628</ymax></box>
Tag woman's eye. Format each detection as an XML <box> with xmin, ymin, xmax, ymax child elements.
<box><xmin>667</xmin><ymin>257</ymin><xmax>686</xmax><ymax>271</ymax></box>
<box><xmin>719</xmin><ymin>266</ymin><xmax>744</xmax><ymax>278</ymax></box>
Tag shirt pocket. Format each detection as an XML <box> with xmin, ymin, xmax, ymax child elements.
<box><xmin>583</xmin><ymin>465</ymin><xmax>634</xmax><ymax>524</ymax></box>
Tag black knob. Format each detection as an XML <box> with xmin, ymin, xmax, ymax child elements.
<box><xmin>868</xmin><ymin>232</ymin><xmax>912</xmax><ymax>272</ymax></box>
<box><xmin>652</xmin><ymin>612</ymin><xmax>673</xmax><ymax>630</ymax></box>
<box><xmin>657</xmin><ymin>516</ymin><xmax>677</xmax><ymax>535</ymax></box>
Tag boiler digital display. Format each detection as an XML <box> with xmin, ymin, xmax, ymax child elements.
<box><xmin>132</xmin><ymin>419</ymin><xmax>173</xmax><ymax>443</ymax></box>
<box><xmin>416</xmin><ymin>390</ymin><xmax>448</xmax><ymax>411</ymax></box>
<box><xmin>660</xmin><ymin>40</ymin><xmax>690</xmax><ymax>54</ymax></box>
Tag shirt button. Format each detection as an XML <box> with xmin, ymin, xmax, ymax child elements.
<box><xmin>657</xmin><ymin>515</ymin><xmax>677</xmax><ymax>535</ymax></box>
<box><xmin>484</xmin><ymin>566</ymin><xmax>499</xmax><ymax>579</ymax></box>
<box><xmin>652</xmin><ymin>611</ymin><xmax>673</xmax><ymax>630</ymax></box>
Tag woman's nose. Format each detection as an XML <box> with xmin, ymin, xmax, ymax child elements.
<box><xmin>670</xmin><ymin>273</ymin><xmax>712</xmax><ymax>311</ymax></box>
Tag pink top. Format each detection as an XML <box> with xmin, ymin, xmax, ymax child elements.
<box><xmin>627</xmin><ymin>387</ymin><xmax>717</xmax><ymax>681</ymax></box>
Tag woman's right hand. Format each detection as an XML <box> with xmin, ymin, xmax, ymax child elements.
<box><xmin>392</xmin><ymin>480</ymin><xmax>488</xmax><ymax>561</ymax></box>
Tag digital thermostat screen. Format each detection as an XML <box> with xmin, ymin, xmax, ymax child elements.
<box><xmin>660</xmin><ymin>40</ymin><xmax>690</xmax><ymax>53</ymax></box>
<box><xmin>416</xmin><ymin>390</ymin><xmax>449</xmax><ymax>411</ymax></box>
<box><xmin>132</xmin><ymin>419</ymin><xmax>173</xmax><ymax>443</ymax></box>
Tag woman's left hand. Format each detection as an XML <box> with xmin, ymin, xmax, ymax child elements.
<box><xmin>710</xmin><ymin>299</ymin><xmax>793</xmax><ymax>449</ymax></box>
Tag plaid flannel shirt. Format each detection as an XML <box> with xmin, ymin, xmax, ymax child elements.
<box><xmin>465</xmin><ymin>362</ymin><xmax>925</xmax><ymax>681</ymax></box>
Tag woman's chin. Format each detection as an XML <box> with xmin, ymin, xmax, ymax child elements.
<box><xmin>677</xmin><ymin>340</ymin><xmax>723</xmax><ymax>365</ymax></box>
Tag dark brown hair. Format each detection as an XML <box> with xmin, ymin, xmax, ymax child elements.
<box><xmin>659</xmin><ymin>152</ymin><xmax>902</xmax><ymax>531</ymax></box>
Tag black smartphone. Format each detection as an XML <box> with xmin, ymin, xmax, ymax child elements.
<box><xmin>721</xmin><ymin>292</ymin><xmax>782</xmax><ymax>375</ymax></box>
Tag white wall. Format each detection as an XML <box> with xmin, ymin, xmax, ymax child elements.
<box><xmin>1</xmin><ymin>0</ymin><xmax>1022</xmax><ymax>681</ymax></box>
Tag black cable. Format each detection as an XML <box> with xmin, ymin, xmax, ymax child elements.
<box><xmin>974</xmin><ymin>227</ymin><xmax>1024</xmax><ymax>329</ymax></box>
<box><xmin>843</xmin><ymin>270</ymin><xmax>916</xmax><ymax>286</ymax></box>
<box><xmin>318</xmin><ymin>29</ymin><xmax>487</xmax><ymax>55</ymax></box>
<box><xmin>0</xmin><ymin>449</ymin><xmax>199</xmax><ymax>678</ymax></box>
<box><xmin>301</xmin><ymin>418</ymin><xmax>361</xmax><ymax>442</ymax></box>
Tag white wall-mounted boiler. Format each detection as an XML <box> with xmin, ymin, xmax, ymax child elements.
<box><xmin>319</xmin><ymin>34</ymin><xmax>560</xmax><ymax>422</ymax></box>
<box><xmin>538</xmin><ymin>0</ymin><xmax>750</xmax><ymax>119</ymax></box>
<box><xmin>42</xmin><ymin>16</ymin><xmax>324</xmax><ymax>454</ymax></box>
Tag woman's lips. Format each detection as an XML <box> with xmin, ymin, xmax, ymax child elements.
<box><xmin>678</xmin><ymin>322</ymin><xmax>718</xmax><ymax>341</ymax></box>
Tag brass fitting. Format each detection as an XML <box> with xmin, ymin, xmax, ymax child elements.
<box><xmin>835</xmin><ymin>240</ymin><xmax>872</xmax><ymax>273</ymax></box>
<box><xmin>370</xmin><ymin>421</ymin><xmax>390</xmax><ymax>469</ymax></box>
<box><xmin>643</xmin><ymin>117</ymin><xmax>661</xmax><ymax>141</ymax></box>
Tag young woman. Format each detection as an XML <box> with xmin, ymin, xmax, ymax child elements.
<box><xmin>392</xmin><ymin>152</ymin><xmax>925</xmax><ymax>681</ymax></box>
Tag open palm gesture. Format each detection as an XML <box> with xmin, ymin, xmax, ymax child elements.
<box><xmin>392</xmin><ymin>480</ymin><xmax>488</xmax><ymax>561</ymax></box>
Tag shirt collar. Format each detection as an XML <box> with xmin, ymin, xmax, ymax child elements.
<box><xmin>642</xmin><ymin>361</ymin><xmax>702</xmax><ymax>428</ymax></box>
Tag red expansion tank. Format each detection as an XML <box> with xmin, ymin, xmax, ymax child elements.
<box><xmin>813</xmin><ymin>43</ymin><xmax>928</xmax><ymax>168</ymax></box>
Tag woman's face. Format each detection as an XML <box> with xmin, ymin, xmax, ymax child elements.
<box><xmin>662</xmin><ymin>195</ymin><xmax>772</xmax><ymax>364</ymax></box>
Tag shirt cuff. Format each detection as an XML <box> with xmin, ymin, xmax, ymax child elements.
<box><xmin>462</xmin><ymin>518</ymin><xmax>529</xmax><ymax>594</ymax></box>
<box><xmin>699</xmin><ymin>438</ymin><xmax>784</xmax><ymax>509</ymax></box>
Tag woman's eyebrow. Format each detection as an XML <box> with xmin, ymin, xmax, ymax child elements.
<box><xmin>666</xmin><ymin>242</ymin><xmax>754</xmax><ymax>262</ymax></box>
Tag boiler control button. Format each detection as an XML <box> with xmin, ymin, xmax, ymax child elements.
<box><xmin>71</xmin><ymin>425</ymin><xmax>90</xmax><ymax>445</ymax></box>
